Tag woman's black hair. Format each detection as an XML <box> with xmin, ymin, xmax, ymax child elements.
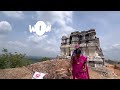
<box><xmin>76</xmin><ymin>48</ymin><xmax>81</xmax><ymax>54</ymax></box>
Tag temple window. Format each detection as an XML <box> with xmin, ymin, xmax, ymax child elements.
<box><xmin>79</xmin><ymin>35</ymin><xmax>82</xmax><ymax>40</ymax></box>
<box><xmin>85</xmin><ymin>34</ymin><xmax>89</xmax><ymax>40</ymax></box>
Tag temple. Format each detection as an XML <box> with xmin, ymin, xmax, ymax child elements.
<box><xmin>58</xmin><ymin>29</ymin><xmax>105</xmax><ymax>67</ymax></box>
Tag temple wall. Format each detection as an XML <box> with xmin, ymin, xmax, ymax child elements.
<box><xmin>59</xmin><ymin>29</ymin><xmax>104</xmax><ymax>66</ymax></box>
<box><xmin>88</xmin><ymin>47</ymin><xmax>96</xmax><ymax>60</ymax></box>
<box><xmin>66</xmin><ymin>48</ymin><xmax>69</xmax><ymax>56</ymax></box>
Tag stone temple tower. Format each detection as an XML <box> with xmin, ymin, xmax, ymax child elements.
<box><xmin>59</xmin><ymin>29</ymin><xmax>105</xmax><ymax>67</ymax></box>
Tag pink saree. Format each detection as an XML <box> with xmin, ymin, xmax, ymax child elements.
<box><xmin>72</xmin><ymin>55</ymin><xmax>89</xmax><ymax>79</ymax></box>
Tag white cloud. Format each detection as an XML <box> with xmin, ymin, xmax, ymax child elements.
<box><xmin>2</xmin><ymin>11</ymin><xmax>24</xmax><ymax>19</ymax></box>
<box><xmin>27</xmin><ymin>34</ymin><xmax>48</xmax><ymax>44</ymax></box>
<box><xmin>25</xmin><ymin>35</ymin><xmax>59</xmax><ymax>57</ymax></box>
<box><xmin>0</xmin><ymin>21</ymin><xmax>12</xmax><ymax>34</ymax></box>
<box><xmin>8</xmin><ymin>41</ymin><xmax>27</xmax><ymax>48</ymax></box>
<box><xmin>102</xmin><ymin>43</ymin><xmax>120</xmax><ymax>60</ymax></box>
<box><xmin>112</xmin><ymin>44</ymin><xmax>120</xmax><ymax>48</ymax></box>
<box><xmin>74</xmin><ymin>12</ymin><xmax>120</xmax><ymax>60</ymax></box>
<box><xmin>0</xmin><ymin>41</ymin><xmax>28</xmax><ymax>54</ymax></box>
<box><xmin>2</xmin><ymin>11</ymin><xmax>120</xmax><ymax>58</ymax></box>
<box><xmin>4</xmin><ymin>41</ymin><xmax>29</xmax><ymax>54</ymax></box>
<box><xmin>24</xmin><ymin>31</ymin><xmax>27</xmax><ymax>34</ymax></box>
<box><xmin>28</xmin><ymin>11</ymin><xmax>75</xmax><ymax>57</ymax></box>
<box><xmin>26</xmin><ymin>33</ymin><xmax>60</xmax><ymax>57</ymax></box>
<box><xmin>36</xmin><ymin>11</ymin><xmax>72</xmax><ymax>25</ymax></box>
<box><xmin>36</xmin><ymin>11</ymin><xmax>75</xmax><ymax>37</ymax></box>
<box><xmin>61</xmin><ymin>25</ymin><xmax>76</xmax><ymax>35</ymax></box>
<box><xmin>33</xmin><ymin>11</ymin><xmax>73</xmax><ymax>52</ymax></box>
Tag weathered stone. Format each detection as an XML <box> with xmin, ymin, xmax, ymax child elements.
<box><xmin>59</xmin><ymin>29</ymin><xmax>105</xmax><ymax>67</ymax></box>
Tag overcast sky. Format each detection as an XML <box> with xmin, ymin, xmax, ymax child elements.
<box><xmin>0</xmin><ymin>11</ymin><xmax>120</xmax><ymax>60</ymax></box>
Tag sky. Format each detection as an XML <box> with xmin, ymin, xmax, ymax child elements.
<box><xmin>0</xmin><ymin>11</ymin><xmax>120</xmax><ymax>60</ymax></box>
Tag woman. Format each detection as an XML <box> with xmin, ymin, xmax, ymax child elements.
<box><xmin>71</xmin><ymin>48</ymin><xmax>89</xmax><ymax>79</ymax></box>
<box><xmin>71</xmin><ymin>44</ymin><xmax>80</xmax><ymax>56</ymax></box>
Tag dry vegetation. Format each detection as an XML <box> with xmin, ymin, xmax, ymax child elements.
<box><xmin>0</xmin><ymin>59</ymin><xmax>120</xmax><ymax>79</ymax></box>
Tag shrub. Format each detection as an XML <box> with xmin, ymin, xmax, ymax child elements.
<box><xmin>0</xmin><ymin>48</ymin><xmax>32</xmax><ymax>69</ymax></box>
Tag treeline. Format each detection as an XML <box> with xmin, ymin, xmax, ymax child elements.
<box><xmin>0</xmin><ymin>48</ymin><xmax>33</xmax><ymax>69</ymax></box>
<box><xmin>0</xmin><ymin>48</ymin><xmax>52</xmax><ymax>69</ymax></box>
<box><xmin>28</xmin><ymin>56</ymin><xmax>51</xmax><ymax>63</ymax></box>
<box><xmin>105</xmin><ymin>59</ymin><xmax>120</xmax><ymax>70</ymax></box>
<box><xmin>36</xmin><ymin>57</ymin><xmax>51</xmax><ymax>62</ymax></box>
<box><xmin>105</xmin><ymin>60</ymin><xmax>116</xmax><ymax>64</ymax></box>
<box><xmin>105</xmin><ymin>59</ymin><xmax>120</xmax><ymax>64</ymax></box>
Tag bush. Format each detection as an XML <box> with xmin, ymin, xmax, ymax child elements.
<box><xmin>40</xmin><ymin>57</ymin><xmax>50</xmax><ymax>62</ymax></box>
<box><xmin>0</xmin><ymin>48</ymin><xmax>32</xmax><ymax>69</ymax></box>
<box><xmin>114</xmin><ymin>64</ymin><xmax>120</xmax><ymax>70</ymax></box>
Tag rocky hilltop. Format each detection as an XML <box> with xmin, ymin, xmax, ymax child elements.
<box><xmin>0</xmin><ymin>59</ymin><xmax>120</xmax><ymax>79</ymax></box>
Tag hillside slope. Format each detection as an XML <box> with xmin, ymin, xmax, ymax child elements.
<box><xmin>0</xmin><ymin>59</ymin><xmax>120</xmax><ymax>79</ymax></box>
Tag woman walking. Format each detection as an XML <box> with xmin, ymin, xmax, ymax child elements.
<box><xmin>71</xmin><ymin>48</ymin><xmax>89</xmax><ymax>79</ymax></box>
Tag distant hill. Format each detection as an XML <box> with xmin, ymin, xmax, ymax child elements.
<box><xmin>27</xmin><ymin>56</ymin><xmax>42</xmax><ymax>60</ymax></box>
<box><xmin>105</xmin><ymin>59</ymin><xmax>120</xmax><ymax>64</ymax></box>
<box><xmin>26</xmin><ymin>56</ymin><xmax>55</xmax><ymax>63</ymax></box>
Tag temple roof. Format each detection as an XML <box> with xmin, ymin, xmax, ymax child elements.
<box><xmin>62</xmin><ymin>36</ymin><xmax>67</xmax><ymax>40</ymax></box>
<box><xmin>70</xmin><ymin>31</ymin><xmax>80</xmax><ymax>36</ymax></box>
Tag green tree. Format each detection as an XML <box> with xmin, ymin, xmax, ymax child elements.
<box><xmin>40</xmin><ymin>57</ymin><xmax>50</xmax><ymax>62</ymax></box>
<box><xmin>0</xmin><ymin>48</ymin><xmax>32</xmax><ymax>69</ymax></box>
